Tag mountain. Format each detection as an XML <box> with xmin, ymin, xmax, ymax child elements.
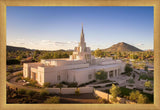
<box><xmin>7</xmin><ymin>45</ymin><xmax>32</xmax><ymax>52</ymax></box>
<box><xmin>105</xmin><ymin>42</ymin><xmax>142</xmax><ymax>52</ymax></box>
<box><xmin>6</xmin><ymin>45</ymin><xmax>73</xmax><ymax>52</ymax></box>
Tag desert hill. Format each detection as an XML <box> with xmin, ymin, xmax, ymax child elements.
<box><xmin>105</xmin><ymin>42</ymin><xmax>142</xmax><ymax>52</ymax></box>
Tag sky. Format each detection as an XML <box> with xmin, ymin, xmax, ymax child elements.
<box><xmin>7</xmin><ymin>6</ymin><xmax>153</xmax><ymax>50</ymax></box>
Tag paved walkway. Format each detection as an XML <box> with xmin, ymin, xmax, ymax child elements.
<box><xmin>7</xmin><ymin>70</ymin><xmax>42</xmax><ymax>92</ymax></box>
<box><xmin>6</xmin><ymin>81</ymin><xmax>42</xmax><ymax>92</ymax></box>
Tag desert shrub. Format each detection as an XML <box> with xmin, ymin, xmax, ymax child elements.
<box><xmin>93</xmin><ymin>86</ymin><xmax>101</xmax><ymax>88</ymax></box>
<box><xmin>26</xmin><ymin>90</ymin><xmax>37</xmax><ymax>97</ymax></box>
<box><xmin>105</xmin><ymin>84</ymin><xmax>112</xmax><ymax>87</ymax></box>
<box><xmin>30</xmin><ymin>80</ymin><xmax>37</xmax><ymax>85</ymax></box>
<box><xmin>78</xmin><ymin>80</ymin><xmax>96</xmax><ymax>87</ymax></box>
<box><xmin>15</xmin><ymin>77</ymin><xmax>22</xmax><ymax>82</ymax></box>
<box><xmin>97</xmin><ymin>98</ymin><xmax>108</xmax><ymax>104</ymax></box>
<box><xmin>127</xmin><ymin>78</ymin><xmax>135</xmax><ymax>84</ymax></box>
<box><xmin>7</xmin><ymin>72</ymin><xmax>11</xmax><ymax>76</ymax></box>
<box><xmin>23</xmin><ymin>77</ymin><xmax>30</xmax><ymax>82</ymax></box>
<box><xmin>144</xmin><ymin>81</ymin><xmax>153</xmax><ymax>88</ymax></box>
<box><xmin>78</xmin><ymin>83</ymin><xmax>86</xmax><ymax>87</ymax></box>
<box><xmin>7</xmin><ymin>59</ymin><xmax>20</xmax><ymax>65</ymax></box>
<box><xmin>7</xmin><ymin>65</ymin><xmax>14</xmax><ymax>72</ymax></box>
<box><xmin>68</xmin><ymin>82</ymin><xmax>78</xmax><ymax>87</ymax></box>
<box><xmin>137</xmin><ymin>94</ymin><xmax>148</xmax><ymax>104</ymax></box>
<box><xmin>18</xmin><ymin>89</ymin><xmax>27</xmax><ymax>95</ymax></box>
<box><xmin>43</xmin><ymin>82</ymin><xmax>51</xmax><ymax>88</ymax></box>
<box><xmin>129</xmin><ymin>90</ymin><xmax>140</xmax><ymax>101</ymax></box>
<box><xmin>17</xmin><ymin>72</ymin><xmax>23</xmax><ymax>76</ymax></box>
<box><xmin>61</xmin><ymin>81</ymin><xmax>69</xmax><ymax>85</ymax></box>
<box><xmin>26</xmin><ymin>80</ymin><xmax>38</xmax><ymax>87</ymax></box>
<box><xmin>145</xmin><ymin>88</ymin><xmax>153</xmax><ymax>91</ymax></box>
<box><xmin>139</xmin><ymin>74</ymin><xmax>153</xmax><ymax>81</ymax></box>
<box><xmin>44</xmin><ymin>96</ymin><xmax>60</xmax><ymax>103</ymax></box>
<box><xmin>119</xmin><ymin>87</ymin><xmax>133</xmax><ymax>97</ymax></box>
<box><xmin>98</xmin><ymin>80</ymin><xmax>112</xmax><ymax>83</ymax></box>
<box><xmin>40</xmin><ymin>90</ymin><xmax>49</xmax><ymax>98</ymax></box>
<box><xmin>55</xmin><ymin>83</ymin><xmax>63</xmax><ymax>88</ymax></box>
<box><xmin>75</xmin><ymin>88</ymin><xmax>80</xmax><ymax>96</ymax></box>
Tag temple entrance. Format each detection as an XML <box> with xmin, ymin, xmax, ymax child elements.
<box><xmin>31</xmin><ymin>72</ymin><xmax>37</xmax><ymax>80</ymax></box>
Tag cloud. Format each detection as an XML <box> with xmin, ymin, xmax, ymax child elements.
<box><xmin>7</xmin><ymin>39</ymin><xmax>80</xmax><ymax>50</ymax></box>
<box><xmin>136</xmin><ymin>43</ymin><xmax>144</xmax><ymax>46</ymax></box>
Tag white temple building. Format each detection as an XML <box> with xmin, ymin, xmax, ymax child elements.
<box><xmin>23</xmin><ymin>25</ymin><xmax>125</xmax><ymax>85</ymax></box>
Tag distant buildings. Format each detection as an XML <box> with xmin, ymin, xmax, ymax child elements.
<box><xmin>23</xmin><ymin>25</ymin><xmax>125</xmax><ymax>85</ymax></box>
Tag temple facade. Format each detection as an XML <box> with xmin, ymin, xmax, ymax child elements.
<box><xmin>23</xmin><ymin>25</ymin><xmax>125</xmax><ymax>85</ymax></box>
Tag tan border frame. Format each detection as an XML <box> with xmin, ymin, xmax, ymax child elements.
<box><xmin>0</xmin><ymin>0</ymin><xmax>160</xmax><ymax>110</ymax></box>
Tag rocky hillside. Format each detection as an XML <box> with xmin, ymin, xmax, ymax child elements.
<box><xmin>105</xmin><ymin>42</ymin><xmax>142</xmax><ymax>52</ymax></box>
<box><xmin>7</xmin><ymin>45</ymin><xmax>32</xmax><ymax>52</ymax></box>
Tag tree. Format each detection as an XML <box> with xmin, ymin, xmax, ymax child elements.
<box><xmin>109</xmin><ymin>84</ymin><xmax>121</xmax><ymax>102</ymax></box>
<box><xmin>95</xmin><ymin>70</ymin><xmax>107</xmax><ymax>80</ymax></box>
<box><xmin>137</xmin><ymin>94</ymin><xmax>147</xmax><ymax>104</ymax></box>
<box><xmin>129</xmin><ymin>90</ymin><xmax>140</xmax><ymax>102</ymax></box>
<box><xmin>94</xmin><ymin>48</ymin><xmax>104</xmax><ymax>58</ymax></box>
<box><xmin>135</xmin><ymin>90</ymin><xmax>140</xmax><ymax>99</ymax></box>
<box><xmin>16</xmin><ymin>55</ymin><xmax>22</xmax><ymax>60</ymax></box>
<box><xmin>145</xmin><ymin>81</ymin><xmax>152</xmax><ymax>88</ymax></box>
<box><xmin>144</xmin><ymin>66</ymin><xmax>148</xmax><ymax>71</ymax></box>
<box><xmin>125</xmin><ymin>64</ymin><xmax>133</xmax><ymax>73</ymax></box>
<box><xmin>129</xmin><ymin>91</ymin><xmax>136</xmax><ymax>101</ymax></box>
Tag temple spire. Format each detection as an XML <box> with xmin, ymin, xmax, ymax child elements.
<box><xmin>80</xmin><ymin>23</ymin><xmax>85</xmax><ymax>43</ymax></box>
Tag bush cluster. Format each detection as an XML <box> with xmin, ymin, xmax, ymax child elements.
<box><xmin>129</xmin><ymin>90</ymin><xmax>148</xmax><ymax>104</ymax></box>
<box><xmin>78</xmin><ymin>80</ymin><xmax>96</xmax><ymax>87</ymax></box>
<box><xmin>44</xmin><ymin>96</ymin><xmax>60</xmax><ymax>103</ymax></box>
<box><xmin>75</xmin><ymin>88</ymin><xmax>80</xmax><ymax>96</ymax></box>
<box><xmin>43</xmin><ymin>82</ymin><xmax>52</xmax><ymax>88</ymax></box>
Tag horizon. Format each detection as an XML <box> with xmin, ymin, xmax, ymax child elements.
<box><xmin>7</xmin><ymin>6</ymin><xmax>153</xmax><ymax>51</ymax></box>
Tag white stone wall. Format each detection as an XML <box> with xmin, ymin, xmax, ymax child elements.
<box><xmin>68</xmin><ymin>68</ymin><xmax>96</xmax><ymax>84</ymax></box>
<box><xmin>23</xmin><ymin>63</ymin><xmax>28</xmax><ymax>78</ymax></box>
<box><xmin>94</xmin><ymin>89</ymin><xmax>111</xmax><ymax>101</ymax></box>
<box><xmin>79</xmin><ymin>87</ymin><xmax>93</xmax><ymax>93</ymax></box>
<box><xmin>100</xmin><ymin>60</ymin><xmax>116</xmax><ymax>65</ymax></box>
<box><xmin>23</xmin><ymin>63</ymin><xmax>42</xmax><ymax>79</ymax></box>
<box><xmin>43</xmin><ymin>69</ymin><xmax>58</xmax><ymax>85</ymax></box>
<box><xmin>45</xmin><ymin>88</ymin><xmax>60</xmax><ymax>94</ymax></box>
<box><xmin>45</xmin><ymin>87</ymin><xmax>93</xmax><ymax>94</ymax></box>
<box><xmin>37</xmin><ymin>66</ymin><xmax>45</xmax><ymax>85</ymax></box>
<box><xmin>61</xmin><ymin>88</ymin><xmax>77</xmax><ymax>94</ymax></box>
